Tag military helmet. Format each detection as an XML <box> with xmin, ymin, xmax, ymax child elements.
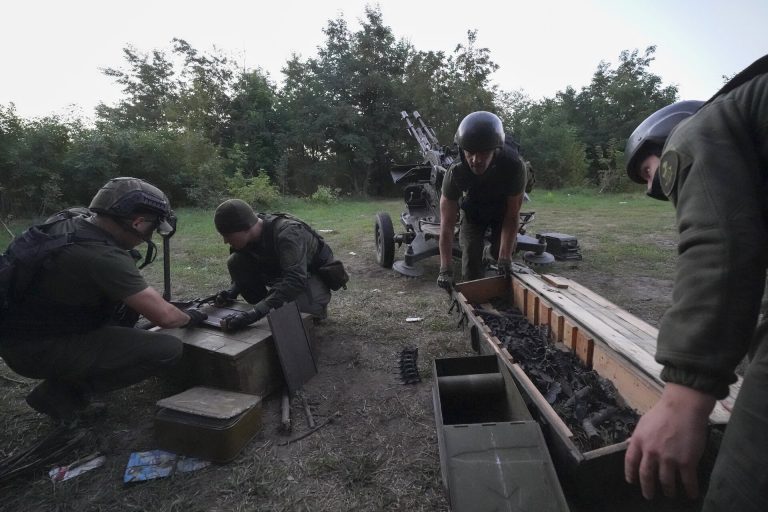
<box><xmin>89</xmin><ymin>177</ymin><xmax>173</xmax><ymax>235</ymax></box>
<box><xmin>214</xmin><ymin>199</ymin><xmax>259</xmax><ymax>234</ymax></box>
<box><xmin>625</xmin><ymin>100</ymin><xmax>704</xmax><ymax>184</ymax></box>
<box><xmin>455</xmin><ymin>111</ymin><xmax>505</xmax><ymax>152</ymax></box>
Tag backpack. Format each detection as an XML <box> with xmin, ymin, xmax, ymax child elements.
<box><xmin>0</xmin><ymin>209</ymin><xmax>110</xmax><ymax>320</ymax></box>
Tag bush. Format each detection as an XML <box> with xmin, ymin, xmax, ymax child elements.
<box><xmin>225</xmin><ymin>170</ymin><xmax>281</xmax><ymax>209</ymax></box>
<box><xmin>309</xmin><ymin>185</ymin><xmax>340</xmax><ymax>204</ymax></box>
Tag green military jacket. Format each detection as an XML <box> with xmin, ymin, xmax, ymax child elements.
<box><xmin>656</xmin><ymin>72</ymin><xmax>768</xmax><ymax>399</ymax></box>
<box><xmin>242</xmin><ymin>214</ymin><xmax>324</xmax><ymax>311</ymax></box>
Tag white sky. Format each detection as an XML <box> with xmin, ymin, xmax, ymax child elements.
<box><xmin>2</xmin><ymin>0</ymin><xmax>766</xmax><ymax>120</ymax></box>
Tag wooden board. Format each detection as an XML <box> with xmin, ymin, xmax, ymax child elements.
<box><xmin>268</xmin><ymin>301</ymin><xmax>317</xmax><ymax>394</ymax></box>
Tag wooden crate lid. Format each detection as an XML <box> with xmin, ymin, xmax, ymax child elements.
<box><xmin>157</xmin><ymin>386</ymin><xmax>261</xmax><ymax>420</ymax></box>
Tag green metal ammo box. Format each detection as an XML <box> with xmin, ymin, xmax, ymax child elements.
<box><xmin>432</xmin><ymin>355</ymin><xmax>569</xmax><ymax>512</ymax></box>
<box><xmin>154</xmin><ymin>386</ymin><xmax>262</xmax><ymax>463</ymax></box>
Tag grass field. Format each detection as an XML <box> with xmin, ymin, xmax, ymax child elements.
<box><xmin>0</xmin><ymin>190</ymin><xmax>683</xmax><ymax>511</ymax></box>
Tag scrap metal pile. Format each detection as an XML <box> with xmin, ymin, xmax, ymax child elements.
<box><xmin>475</xmin><ymin>304</ymin><xmax>639</xmax><ymax>451</ymax></box>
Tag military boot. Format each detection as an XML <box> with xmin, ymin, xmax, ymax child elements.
<box><xmin>26</xmin><ymin>381</ymin><xmax>88</xmax><ymax>427</ymax></box>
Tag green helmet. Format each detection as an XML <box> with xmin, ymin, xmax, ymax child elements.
<box><xmin>455</xmin><ymin>111</ymin><xmax>505</xmax><ymax>152</ymax></box>
<box><xmin>89</xmin><ymin>177</ymin><xmax>173</xmax><ymax>235</ymax></box>
<box><xmin>214</xmin><ymin>199</ymin><xmax>258</xmax><ymax>234</ymax></box>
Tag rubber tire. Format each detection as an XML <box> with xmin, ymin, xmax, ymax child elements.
<box><xmin>375</xmin><ymin>212</ymin><xmax>395</xmax><ymax>268</ymax></box>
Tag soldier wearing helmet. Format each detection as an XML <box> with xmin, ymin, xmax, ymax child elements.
<box><xmin>0</xmin><ymin>177</ymin><xmax>206</xmax><ymax>426</ymax></box>
<box><xmin>437</xmin><ymin>111</ymin><xmax>527</xmax><ymax>290</ymax></box>
<box><xmin>624</xmin><ymin>100</ymin><xmax>703</xmax><ymax>200</ymax></box>
<box><xmin>212</xmin><ymin>199</ymin><xmax>337</xmax><ymax>331</ymax></box>
<box><xmin>623</xmin><ymin>55</ymin><xmax>768</xmax><ymax>511</ymax></box>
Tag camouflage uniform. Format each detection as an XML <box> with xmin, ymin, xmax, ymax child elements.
<box><xmin>0</xmin><ymin>216</ymin><xmax>182</xmax><ymax>419</ymax></box>
<box><xmin>227</xmin><ymin>214</ymin><xmax>332</xmax><ymax>319</ymax></box>
<box><xmin>657</xmin><ymin>71</ymin><xmax>768</xmax><ymax>511</ymax></box>
<box><xmin>441</xmin><ymin>145</ymin><xmax>527</xmax><ymax>280</ymax></box>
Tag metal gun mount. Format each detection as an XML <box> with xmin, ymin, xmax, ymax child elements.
<box><xmin>374</xmin><ymin>111</ymin><xmax>554</xmax><ymax>277</ymax></box>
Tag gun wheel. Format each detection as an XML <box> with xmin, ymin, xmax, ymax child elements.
<box><xmin>375</xmin><ymin>212</ymin><xmax>395</xmax><ymax>268</ymax></box>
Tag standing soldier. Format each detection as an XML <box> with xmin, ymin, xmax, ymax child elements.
<box><xmin>0</xmin><ymin>177</ymin><xmax>206</xmax><ymax>426</ymax></box>
<box><xmin>437</xmin><ymin>111</ymin><xmax>527</xmax><ymax>290</ymax></box>
<box><xmin>623</xmin><ymin>55</ymin><xmax>768</xmax><ymax>511</ymax></box>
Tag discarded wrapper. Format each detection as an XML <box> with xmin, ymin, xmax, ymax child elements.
<box><xmin>123</xmin><ymin>450</ymin><xmax>210</xmax><ymax>484</ymax></box>
<box><xmin>49</xmin><ymin>453</ymin><xmax>106</xmax><ymax>482</ymax></box>
<box><xmin>405</xmin><ymin>317</ymin><xmax>424</xmax><ymax>322</ymax></box>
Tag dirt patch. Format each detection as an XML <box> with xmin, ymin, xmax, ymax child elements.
<box><xmin>1</xmin><ymin>243</ymin><xmax>683</xmax><ymax>511</ymax></box>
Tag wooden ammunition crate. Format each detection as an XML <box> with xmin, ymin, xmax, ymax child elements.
<box><xmin>165</xmin><ymin>302</ymin><xmax>315</xmax><ymax>397</ymax></box>
<box><xmin>454</xmin><ymin>274</ymin><xmax>737</xmax><ymax>502</ymax></box>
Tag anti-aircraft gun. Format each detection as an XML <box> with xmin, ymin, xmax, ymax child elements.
<box><xmin>374</xmin><ymin>110</ymin><xmax>556</xmax><ymax>277</ymax></box>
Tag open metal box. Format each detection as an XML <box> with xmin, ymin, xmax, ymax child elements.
<box><xmin>433</xmin><ymin>354</ymin><xmax>569</xmax><ymax>512</ymax></box>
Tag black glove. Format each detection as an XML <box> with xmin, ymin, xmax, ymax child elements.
<box><xmin>437</xmin><ymin>268</ymin><xmax>454</xmax><ymax>291</ymax></box>
<box><xmin>220</xmin><ymin>307</ymin><xmax>267</xmax><ymax>332</ymax></box>
<box><xmin>214</xmin><ymin>287</ymin><xmax>239</xmax><ymax>306</ymax></box>
<box><xmin>497</xmin><ymin>258</ymin><xmax>512</xmax><ymax>278</ymax></box>
<box><xmin>183</xmin><ymin>308</ymin><xmax>208</xmax><ymax>328</ymax></box>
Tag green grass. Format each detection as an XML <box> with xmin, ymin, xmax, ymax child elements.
<box><xmin>2</xmin><ymin>190</ymin><xmax>677</xmax><ymax>287</ymax></box>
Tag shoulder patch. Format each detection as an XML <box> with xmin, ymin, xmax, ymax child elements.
<box><xmin>659</xmin><ymin>151</ymin><xmax>679</xmax><ymax>196</ymax></box>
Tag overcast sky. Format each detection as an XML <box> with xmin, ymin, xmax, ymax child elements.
<box><xmin>2</xmin><ymin>0</ymin><xmax>766</xmax><ymax>120</ymax></box>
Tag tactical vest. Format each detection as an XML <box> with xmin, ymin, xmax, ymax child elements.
<box><xmin>246</xmin><ymin>214</ymin><xmax>330</xmax><ymax>277</ymax></box>
<box><xmin>0</xmin><ymin>211</ymin><xmax>119</xmax><ymax>339</ymax></box>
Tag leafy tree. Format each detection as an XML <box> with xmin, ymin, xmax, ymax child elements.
<box><xmin>96</xmin><ymin>46</ymin><xmax>178</xmax><ymax>129</ymax></box>
<box><xmin>228</xmin><ymin>69</ymin><xmax>283</xmax><ymax>176</ymax></box>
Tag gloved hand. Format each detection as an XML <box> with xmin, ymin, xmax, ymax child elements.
<box><xmin>220</xmin><ymin>304</ymin><xmax>269</xmax><ymax>332</ymax></box>
<box><xmin>437</xmin><ymin>268</ymin><xmax>454</xmax><ymax>291</ymax></box>
<box><xmin>497</xmin><ymin>258</ymin><xmax>512</xmax><ymax>278</ymax></box>
<box><xmin>183</xmin><ymin>308</ymin><xmax>208</xmax><ymax>328</ymax></box>
<box><xmin>214</xmin><ymin>287</ymin><xmax>239</xmax><ymax>306</ymax></box>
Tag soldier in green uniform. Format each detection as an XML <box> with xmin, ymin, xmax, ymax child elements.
<box><xmin>0</xmin><ymin>177</ymin><xmax>206</xmax><ymax>426</ymax></box>
<box><xmin>437</xmin><ymin>111</ymin><xmax>527</xmax><ymax>290</ymax></box>
<box><xmin>213</xmin><ymin>199</ymin><xmax>334</xmax><ymax>330</ymax></box>
<box><xmin>623</xmin><ymin>55</ymin><xmax>768</xmax><ymax>511</ymax></box>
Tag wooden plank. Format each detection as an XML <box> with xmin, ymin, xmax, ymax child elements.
<box><xmin>454</xmin><ymin>275</ymin><xmax>509</xmax><ymax>305</ymax></box>
<box><xmin>573</xmin><ymin>329</ymin><xmax>594</xmax><ymax>367</ymax></box>
<box><xmin>551</xmin><ymin>311</ymin><xmax>565</xmax><ymax>344</ymax></box>
<box><xmin>542</xmin><ymin>274</ymin><xmax>569</xmax><ymax>289</ymax></box>
<box><xmin>513</xmin><ymin>281</ymin><xmax>526</xmax><ymax>315</ymax></box>
<box><xmin>557</xmin><ymin>285</ymin><xmax>656</xmax><ymax>352</ymax></box>
<box><xmin>527</xmin><ymin>294</ymin><xmax>540</xmax><ymax>325</ymax></box>
<box><xmin>562</xmin><ymin>319</ymin><xmax>578</xmax><ymax>351</ymax></box>
<box><xmin>516</xmin><ymin>274</ymin><xmax>664</xmax><ymax>385</ymax></box>
<box><xmin>538</xmin><ymin>300</ymin><xmax>552</xmax><ymax>327</ymax></box>
<box><xmin>524</xmin><ymin>275</ymin><xmax>655</xmax><ymax>349</ymax></box>
<box><xmin>591</xmin><ymin>343</ymin><xmax>662</xmax><ymax>414</ymax></box>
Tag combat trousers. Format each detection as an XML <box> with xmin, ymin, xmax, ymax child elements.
<box><xmin>459</xmin><ymin>217</ymin><xmax>502</xmax><ymax>281</ymax></box>
<box><xmin>227</xmin><ymin>252</ymin><xmax>331</xmax><ymax>319</ymax></box>
<box><xmin>0</xmin><ymin>327</ymin><xmax>182</xmax><ymax>417</ymax></box>
<box><xmin>702</xmin><ymin>320</ymin><xmax>768</xmax><ymax>511</ymax></box>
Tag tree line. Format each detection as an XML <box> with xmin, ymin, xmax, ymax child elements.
<box><xmin>0</xmin><ymin>6</ymin><xmax>678</xmax><ymax>216</ymax></box>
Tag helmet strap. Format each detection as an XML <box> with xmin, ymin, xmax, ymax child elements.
<box><xmin>646</xmin><ymin>172</ymin><xmax>669</xmax><ymax>201</ymax></box>
<box><xmin>138</xmin><ymin>240</ymin><xmax>157</xmax><ymax>269</ymax></box>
